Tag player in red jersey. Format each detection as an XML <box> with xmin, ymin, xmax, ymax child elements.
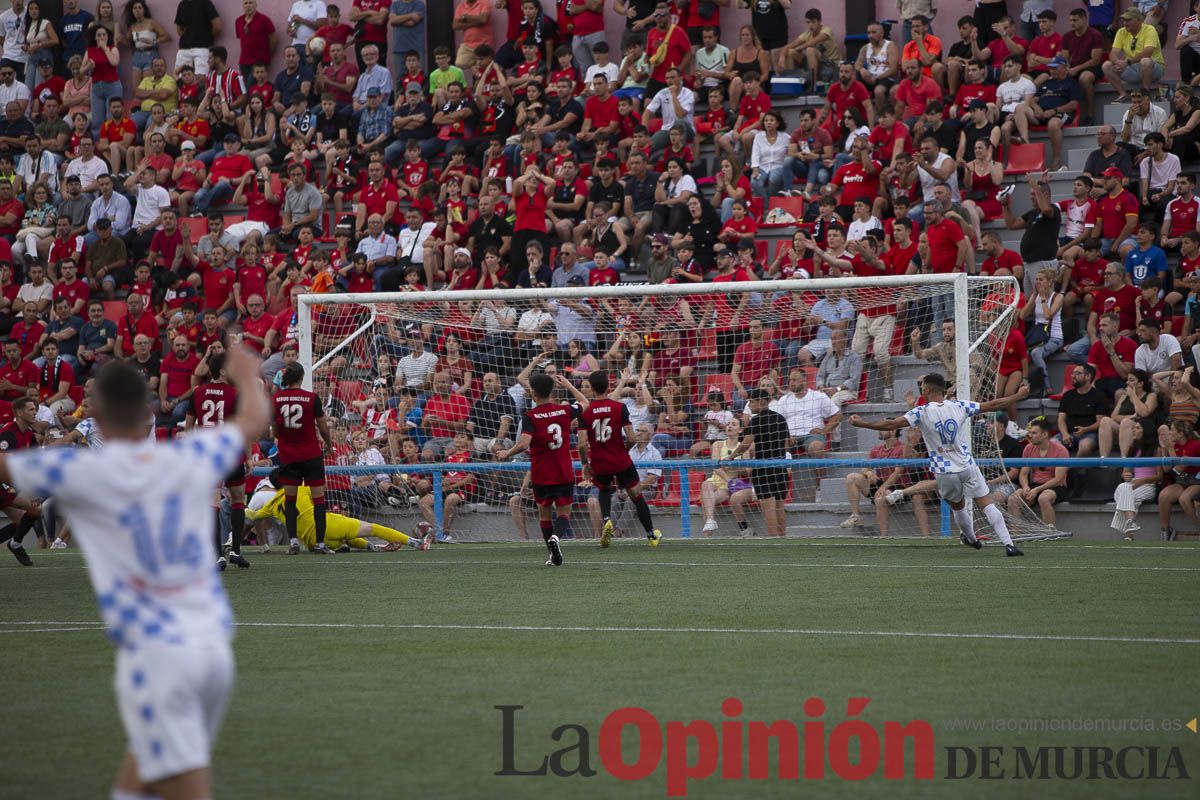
<box><xmin>273</xmin><ymin>362</ymin><xmax>334</xmax><ymax>554</ymax></box>
<box><xmin>0</xmin><ymin>397</ymin><xmax>43</xmax><ymax>564</ymax></box>
<box><xmin>569</xmin><ymin>371</ymin><xmax>662</xmax><ymax>548</ymax></box>
<box><xmin>186</xmin><ymin>353</ymin><xmax>251</xmax><ymax>570</ymax></box>
<box><xmin>497</xmin><ymin>372</ymin><xmax>578</xmax><ymax>566</ymax></box>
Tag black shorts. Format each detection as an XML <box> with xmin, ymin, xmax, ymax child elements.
<box><xmin>752</xmin><ymin>467</ymin><xmax>789</xmax><ymax>500</ymax></box>
<box><xmin>532</xmin><ymin>482</ymin><xmax>575</xmax><ymax>507</ymax></box>
<box><xmin>278</xmin><ymin>456</ymin><xmax>326</xmax><ymax>487</ymax></box>
<box><xmin>223</xmin><ymin>460</ymin><xmax>246</xmax><ymax>488</ymax></box>
<box><xmin>594</xmin><ymin>465</ymin><xmax>640</xmax><ymax>492</ymax></box>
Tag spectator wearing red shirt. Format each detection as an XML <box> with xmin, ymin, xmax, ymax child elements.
<box><xmin>1083</xmin><ymin>312</ymin><xmax>1137</xmax><ymax>398</ymax></box>
<box><xmin>195</xmin><ymin>244</ymin><xmax>238</xmax><ymax>325</ymax></box>
<box><xmin>0</xmin><ymin>339</ymin><xmax>35</xmax><ymax>401</ymax></box>
<box><xmin>421</xmin><ymin>371</ymin><xmax>472</xmax><ymax>459</ymax></box>
<box><xmin>349</xmin><ymin>0</ymin><xmax>390</xmax><ymax>71</ymax></box>
<box><xmin>981</xmin><ymin>15</ymin><xmax>1027</xmax><ymax>79</ymax></box>
<box><xmin>1162</xmin><ymin>174</ymin><xmax>1199</xmax><ymax>249</ymax></box>
<box><xmin>98</xmin><ymin>98</ymin><xmax>136</xmax><ymax>177</ymax></box>
<box><xmin>731</xmin><ymin>319</ymin><xmax>780</xmax><ymax>402</ymax></box>
<box><xmin>1026</xmin><ymin>10</ymin><xmax>1063</xmax><ymax>80</ymax></box>
<box><xmin>893</xmin><ymin>61</ymin><xmax>942</xmax><ymax>124</ymax></box>
<box><xmin>924</xmin><ymin>202</ymin><xmax>969</xmax><ymax>274</ymax></box>
<box><xmin>10</xmin><ymin>305</ymin><xmax>45</xmax><ymax>360</ymax></box>
<box><xmin>1092</xmin><ymin>167</ymin><xmax>1140</xmax><ymax>258</ymax></box>
<box><xmin>643</xmin><ymin>3</ymin><xmax>692</xmax><ymax>93</ymax></box>
<box><xmin>995</xmin><ymin>325</ymin><xmax>1028</xmax><ymax>415</ymax></box>
<box><xmin>114</xmin><ymin>293</ymin><xmax>161</xmax><ymax>358</ymax></box>
<box><xmin>587</xmin><ymin>249</ymin><xmax>621</xmax><ymax>287</ymax></box>
<box><xmin>577</xmin><ymin>75</ymin><xmax>619</xmax><ymax>148</ymax></box>
<box><xmin>819</xmin><ymin>63</ymin><xmax>872</xmax><ymax>136</ymax></box>
<box><xmin>239</xmin><ymin>296</ymin><xmax>276</xmax><ymax>357</ymax></box>
<box><xmin>52</xmin><ymin>259</ymin><xmax>90</xmax><ymax>317</ymax></box>
<box><xmin>158</xmin><ymin>335</ymin><xmax>200</xmax><ymax>426</ymax></box>
<box><xmin>867</xmin><ymin>107</ymin><xmax>911</xmax><ymax>166</ymax></box>
<box><xmin>354</xmin><ymin>160</ymin><xmax>401</xmax><ymax>233</ymax></box>
<box><xmin>979</xmin><ymin>231</ymin><xmax>1024</xmax><ymax>281</ymax></box>
<box><xmin>193</xmin><ymin>134</ymin><xmax>254</xmax><ymax>214</ymax></box>
<box><xmin>719</xmin><ymin>72</ymin><xmax>771</xmax><ymax>155</ymax></box>
<box><xmin>830</xmin><ymin>138</ymin><xmax>883</xmax><ymax>218</ymax></box>
<box><xmin>234</xmin><ymin>0</ymin><xmax>276</xmax><ymax>73</ymax></box>
<box><xmin>1066</xmin><ymin>265</ymin><xmax>1141</xmax><ymax>367</ymax></box>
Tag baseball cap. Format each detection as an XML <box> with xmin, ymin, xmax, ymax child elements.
<box><xmin>746</xmin><ymin>388</ymin><xmax>770</xmax><ymax>401</ymax></box>
<box><xmin>1047</xmin><ymin>56</ymin><xmax>1068</xmax><ymax>69</ymax></box>
<box><xmin>651</xmin><ymin>233</ymin><xmax>669</xmax><ymax>246</ymax></box>
<box><xmin>181</xmin><ymin>140</ymin><xmax>196</xmax><ymax>150</ymax></box>
<box><xmin>706</xmin><ymin>387</ymin><xmax>725</xmax><ymax>399</ymax></box>
<box><xmin>366</xmin><ymin>86</ymin><xmax>382</xmax><ymax>97</ymax></box>
<box><xmin>968</xmin><ymin>98</ymin><xmax>987</xmax><ymax>110</ymax></box>
<box><xmin>405</xmin><ymin>82</ymin><xmax>423</xmax><ymax>94</ymax></box>
<box><xmin>567</xmin><ymin>275</ymin><xmax>584</xmax><ymax>286</ymax></box>
<box><xmin>454</xmin><ymin>247</ymin><xmax>471</xmax><ymax>258</ymax></box>
<box><xmin>1120</xmin><ymin>8</ymin><xmax>1143</xmax><ymax>20</ymax></box>
<box><xmin>1102</xmin><ymin>166</ymin><xmax>1124</xmax><ymax>178</ymax></box>
<box><xmin>405</xmin><ymin>324</ymin><xmax>422</xmax><ymax>337</ymax></box>
<box><xmin>223</xmin><ymin>132</ymin><xmax>239</xmax><ymax>142</ymax></box>
<box><xmin>992</xmin><ymin>411</ymin><xmax>1010</xmax><ymax>425</ymax></box>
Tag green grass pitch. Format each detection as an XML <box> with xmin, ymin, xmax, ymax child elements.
<box><xmin>3</xmin><ymin>538</ymin><xmax>1198</xmax><ymax>799</ymax></box>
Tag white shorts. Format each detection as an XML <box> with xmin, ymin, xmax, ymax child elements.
<box><xmin>174</xmin><ymin>48</ymin><xmax>211</xmax><ymax>76</ymax></box>
<box><xmin>935</xmin><ymin>464</ymin><xmax>990</xmax><ymax>505</ymax></box>
<box><xmin>116</xmin><ymin>639</ymin><xmax>235</xmax><ymax>783</ymax></box>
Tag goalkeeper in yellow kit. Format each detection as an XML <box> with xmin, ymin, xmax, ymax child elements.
<box><xmin>247</xmin><ymin>472</ymin><xmax>434</xmax><ymax>553</ymax></box>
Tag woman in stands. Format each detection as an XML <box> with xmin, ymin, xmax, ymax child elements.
<box><xmin>961</xmin><ymin>139</ymin><xmax>1004</xmax><ymax>231</ymax></box>
<box><xmin>831</xmin><ymin>108</ymin><xmax>872</xmax><ymax>172</ymax></box>
<box><xmin>673</xmin><ymin>195</ymin><xmax>721</xmax><ymax>272</ymax></box>
<box><xmin>700</xmin><ymin>417</ymin><xmax>756</xmax><ymax>535</ymax></box>
<box><xmin>710</xmin><ymin>155</ymin><xmax>751</xmax><ymax>223</ymax></box>
<box><xmin>649</xmin><ymin>375</ymin><xmax>693</xmax><ymax>457</ymax></box>
<box><xmin>1153</xmin><ymin>367</ymin><xmax>1200</xmax><ymax>432</ymax></box>
<box><xmin>61</xmin><ymin>55</ymin><xmax>90</xmax><ymax>123</ymax></box>
<box><xmin>1110</xmin><ymin>417</ymin><xmax>1159</xmax><ymax>540</ymax></box>
<box><xmin>239</xmin><ymin>94</ymin><xmax>278</xmax><ymax>169</ymax></box>
<box><xmin>727</xmin><ymin>25</ymin><xmax>772</xmax><ymax>110</ymax></box>
<box><xmin>1156</xmin><ymin>419</ymin><xmax>1200</xmax><ymax>540</ymax></box>
<box><xmin>1099</xmin><ymin>369</ymin><xmax>1161</xmax><ymax>458</ymax></box>
<box><xmin>117</xmin><ymin>0</ymin><xmax>169</xmax><ymax>91</ymax></box>
<box><xmin>1164</xmin><ymin>87</ymin><xmax>1200</xmax><ymax>164</ymax></box>
<box><xmin>1020</xmin><ymin>268</ymin><xmax>1064</xmax><ymax>398</ymax></box>
<box><xmin>749</xmin><ymin>110</ymin><xmax>788</xmax><ymax>203</ymax></box>
<box><xmin>433</xmin><ymin>332</ymin><xmax>474</xmax><ymax>396</ymax></box>
<box><xmin>651</xmin><ymin>157</ymin><xmax>697</xmax><ymax>237</ymax></box>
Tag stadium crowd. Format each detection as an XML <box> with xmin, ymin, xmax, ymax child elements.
<box><xmin>3</xmin><ymin>0</ymin><xmax>1200</xmax><ymax>545</ymax></box>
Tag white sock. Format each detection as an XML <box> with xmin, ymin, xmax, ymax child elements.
<box><xmin>983</xmin><ymin>503</ymin><xmax>1014</xmax><ymax>546</ymax></box>
<box><xmin>953</xmin><ymin>508</ymin><xmax>976</xmax><ymax>542</ymax></box>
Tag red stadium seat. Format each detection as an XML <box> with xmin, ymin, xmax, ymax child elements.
<box><xmin>336</xmin><ymin>379</ymin><xmax>364</xmax><ymax>406</ymax></box>
<box><xmin>1048</xmin><ymin>364</ymin><xmax>1074</xmax><ymax>401</ymax></box>
<box><xmin>1004</xmin><ymin>143</ymin><xmax>1045</xmax><ymax>175</ymax></box>
<box><xmin>702</xmin><ymin>373</ymin><xmax>734</xmax><ymax>402</ymax></box>
<box><xmin>754</xmin><ymin>239</ymin><xmax>769</xmax><ymax>265</ymax></box>
<box><xmin>696</xmin><ymin>328</ymin><xmax>717</xmax><ymax>361</ymax></box>
<box><xmin>179</xmin><ymin>216</ymin><xmax>207</xmax><ymax>245</ymax></box>
<box><xmin>650</xmin><ymin>473</ymin><xmax>680</xmax><ymax>507</ymax></box>
<box><xmin>761</xmin><ymin>195</ymin><xmax>807</xmax><ymax>227</ymax></box>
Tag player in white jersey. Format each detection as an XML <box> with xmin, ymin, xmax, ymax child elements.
<box><xmin>0</xmin><ymin>347</ymin><xmax>270</xmax><ymax>800</ymax></box>
<box><xmin>850</xmin><ymin>372</ymin><xmax>1030</xmax><ymax>556</ymax></box>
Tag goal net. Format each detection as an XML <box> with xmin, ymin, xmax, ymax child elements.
<box><xmin>293</xmin><ymin>275</ymin><xmax>1064</xmax><ymax>544</ymax></box>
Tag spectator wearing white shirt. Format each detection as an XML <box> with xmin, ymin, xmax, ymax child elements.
<box><xmin>692</xmin><ymin>27</ymin><xmax>730</xmax><ymax>91</ymax></box>
<box><xmin>395</xmin><ymin>327</ymin><xmax>438</xmax><ymax>395</ymax></box>
<box><xmin>395</xmin><ymin>206</ymin><xmax>436</xmax><ymax>285</ymax></box>
<box><xmin>995</xmin><ymin>56</ymin><xmax>1036</xmax><ymax>114</ymax></box>
<box><xmin>1139</xmin><ymin>132</ymin><xmax>1180</xmax><ymax>221</ymax></box>
<box><xmin>84</xmin><ymin>173</ymin><xmax>131</xmax><ymax>246</ymax></box>
<box><xmin>1134</xmin><ymin>318</ymin><xmax>1182</xmax><ymax>374</ymax></box>
<box><xmin>1121</xmin><ymin>89</ymin><xmax>1169</xmax><ymax>152</ymax></box>
<box><xmin>62</xmin><ymin>136</ymin><xmax>109</xmax><ymax>195</ymax></box>
<box><xmin>749</xmin><ymin>111</ymin><xmax>788</xmax><ymax>202</ymax></box>
<box><xmin>845</xmin><ymin>199</ymin><xmax>883</xmax><ymax>242</ymax></box>
<box><xmin>129</xmin><ymin>165</ymin><xmax>171</xmax><ymax>259</ymax></box>
<box><xmin>643</xmin><ymin>67</ymin><xmax>695</xmax><ymax>154</ymax></box>
<box><xmin>356</xmin><ymin>213</ymin><xmax>399</xmax><ymax>289</ymax></box>
<box><xmin>815</xmin><ymin>328</ymin><xmax>865</xmax><ymax>407</ymax></box>
<box><xmin>771</xmin><ymin>366</ymin><xmax>842</xmax><ymax>456</ymax></box>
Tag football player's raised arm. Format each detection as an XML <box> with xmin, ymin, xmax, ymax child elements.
<box><xmin>224</xmin><ymin>347</ymin><xmax>271</xmax><ymax>443</ymax></box>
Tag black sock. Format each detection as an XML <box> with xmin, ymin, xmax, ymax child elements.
<box><xmin>284</xmin><ymin>496</ymin><xmax>298</xmax><ymax>540</ymax></box>
<box><xmin>17</xmin><ymin>513</ymin><xmax>38</xmax><ymax>539</ymax></box>
<box><xmin>539</xmin><ymin>519</ymin><xmax>553</xmax><ymax>544</ymax></box>
<box><xmin>313</xmin><ymin>498</ymin><xmax>327</xmax><ymax>544</ymax></box>
<box><xmin>738</xmin><ymin>519</ymin><xmax>749</xmax><ymax>531</ymax></box>
<box><xmin>633</xmin><ymin>494</ymin><xmax>654</xmax><ymax>535</ymax></box>
<box><xmin>598</xmin><ymin>488</ymin><xmax>613</xmax><ymax>522</ymax></box>
<box><xmin>230</xmin><ymin>505</ymin><xmax>245</xmax><ymax>554</ymax></box>
<box><xmin>0</xmin><ymin>523</ymin><xmax>14</xmax><ymax>546</ymax></box>
<box><xmin>213</xmin><ymin>508</ymin><xmax>224</xmax><ymax>555</ymax></box>
<box><xmin>553</xmin><ymin>513</ymin><xmax>570</xmax><ymax>539</ymax></box>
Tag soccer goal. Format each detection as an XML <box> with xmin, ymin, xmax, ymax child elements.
<box><xmin>294</xmin><ymin>274</ymin><xmax>1064</xmax><ymax>543</ymax></box>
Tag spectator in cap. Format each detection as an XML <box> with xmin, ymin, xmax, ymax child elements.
<box><xmin>193</xmin><ymin>133</ymin><xmax>253</xmax><ymax>215</ymax></box>
<box><xmin>1006</xmin><ymin>56</ymin><xmax>1079</xmax><ymax>170</ymax></box>
<box><xmin>357</xmin><ymin>84</ymin><xmax>395</xmax><ymax>155</ymax></box>
<box><xmin>644</xmin><ymin>231</ymin><xmax>678</xmax><ymax>285</ymax></box>
<box><xmin>385</xmin><ymin>82</ymin><xmax>436</xmax><ymax>163</ymax></box>
<box><xmin>1102</xmin><ymin>8</ymin><xmax>1166</xmax><ymax>101</ymax></box>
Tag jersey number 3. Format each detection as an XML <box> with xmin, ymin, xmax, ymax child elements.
<box><xmin>280</xmin><ymin>403</ymin><xmax>304</xmax><ymax>429</ymax></box>
<box><xmin>547</xmin><ymin>423</ymin><xmax>564</xmax><ymax>450</ymax></box>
